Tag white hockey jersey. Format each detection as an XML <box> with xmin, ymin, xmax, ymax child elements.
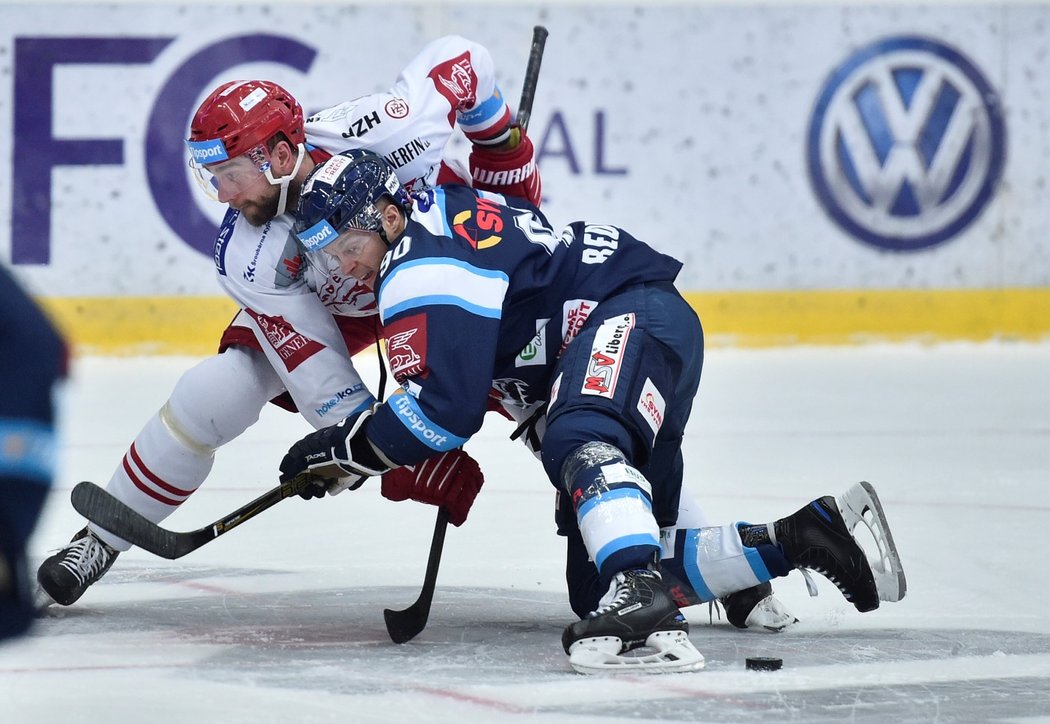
<box><xmin>212</xmin><ymin>35</ymin><xmax>515</xmax><ymax>429</ymax></box>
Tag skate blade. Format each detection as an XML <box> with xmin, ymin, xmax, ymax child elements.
<box><xmin>744</xmin><ymin>594</ymin><xmax>799</xmax><ymax>632</ymax></box>
<box><xmin>568</xmin><ymin>630</ymin><xmax>705</xmax><ymax>675</ymax></box>
<box><xmin>34</xmin><ymin>585</ymin><xmax>57</xmax><ymax>612</ymax></box>
<box><xmin>837</xmin><ymin>481</ymin><xmax>907</xmax><ymax>602</ymax></box>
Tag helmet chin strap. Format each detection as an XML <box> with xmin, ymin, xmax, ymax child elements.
<box><xmin>265</xmin><ymin>143</ymin><xmax>307</xmax><ymax>216</ymax></box>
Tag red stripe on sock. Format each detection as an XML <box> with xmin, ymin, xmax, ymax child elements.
<box><xmin>123</xmin><ymin>455</ymin><xmax>183</xmax><ymax>506</ymax></box>
<box><xmin>128</xmin><ymin>443</ymin><xmax>196</xmax><ymax>497</ymax></box>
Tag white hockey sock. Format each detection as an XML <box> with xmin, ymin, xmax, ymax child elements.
<box><xmin>91</xmin><ymin>411</ymin><xmax>214</xmax><ymax>551</ymax></box>
<box><xmin>88</xmin><ymin>349</ymin><xmax>280</xmax><ymax>550</ymax></box>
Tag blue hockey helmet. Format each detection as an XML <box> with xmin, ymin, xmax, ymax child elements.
<box><xmin>293</xmin><ymin>149</ymin><xmax>411</xmax><ymax>252</ymax></box>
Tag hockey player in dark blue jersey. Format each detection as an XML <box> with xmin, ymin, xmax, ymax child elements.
<box><xmin>0</xmin><ymin>264</ymin><xmax>67</xmax><ymax>641</ymax></box>
<box><xmin>280</xmin><ymin>150</ymin><xmax>907</xmax><ymax>674</ymax></box>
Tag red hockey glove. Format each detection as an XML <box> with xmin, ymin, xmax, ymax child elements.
<box><xmin>380</xmin><ymin>449</ymin><xmax>484</xmax><ymax>527</ymax></box>
<box><xmin>469</xmin><ymin>130</ymin><xmax>542</xmax><ymax>206</ymax></box>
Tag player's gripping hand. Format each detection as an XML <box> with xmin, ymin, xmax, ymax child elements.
<box><xmin>469</xmin><ymin>128</ymin><xmax>542</xmax><ymax>206</ymax></box>
<box><xmin>380</xmin><ymin>449</ymin><xmax>484</xmax><ymax>527</ymax></box>
<box><xmin>279</xmin><ymin>407</ymin><xmax>391</xmax><ymax>500</ymax></box>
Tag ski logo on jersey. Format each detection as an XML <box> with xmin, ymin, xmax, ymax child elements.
<box><xmin>637</xmin><ymin>378</ymin><xmax>666</xmax><ymax>435</ymax></box>
<box><xmin>581</xmin><ymin>313</ymin><xmax>635</xmax><ymax>398</ymax></box>
<box><xmin>560</xmin><ymin>300</ymin><xmax>597</xmax><ymax>356</ymax></box>
<box><xmin>516</xmin><ymin>318</ymin><xmax>549</xmax><ymax>368</ymax></box>
<box><xmin>429</xmin><ymin>52</ymin><xmax>478</xmax><ymax>118</ymax></box>
<box><xmin>341</xmin><ymin>110</ymin><xmax>382</xmax><ymax>139</ymax></box>
<box><xmin>384</xmin><ymin>314</ymin><xmax>427</xmax><ymax>381</ymax></box>
<box><xmin>245</xmin><ymin>310</ymin><xmax>323</xmax><ymax>373</ymax></box>
<box><xmin>384</xmin><ymin>98</ymin><xmax>409</xmax><ymax>119</ymax></box>
<box><xmin>453</xmin><ymin>196</ymin><xmax>504</xmax><ymax>250</ymax></box>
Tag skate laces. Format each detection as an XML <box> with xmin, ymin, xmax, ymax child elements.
<box><xmin>707</xmin><ymin>599</ymin><xmax>724</xmax><ymax>624</ymax></box>
<box><xmin>57</xmin><ymin>534</ymin><xmax>114</xmax><ymax>584</ymax></box>
<box><xmin>799</xmin><ymin>568</ymin><xmax>820</xmax><ymax>597</ymax></box>
<box><xmin>591</xmin><ymin>569</ymin><xmax>657</xmax><ymax>618</ymax></box>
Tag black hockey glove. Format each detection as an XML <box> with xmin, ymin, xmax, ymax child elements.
<box><xmin>279</xmin><ymin>407</ymin><xmax>393</xmax><ymax>499</ymax></box>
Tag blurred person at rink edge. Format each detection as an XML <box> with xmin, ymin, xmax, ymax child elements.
<box><xmin>1</xmin><ymin>265</ymin><xmax>67</xmax><ymax>641</ymax></box>
<box><xmin>279</xmin><ymin>150</ymin><xmax>907</xmax><ymax>673</ymax></box>
<box><xmin>36</xmin><ymin>35</ymin><xmax>540</xmax><ymax>609</ymax></box>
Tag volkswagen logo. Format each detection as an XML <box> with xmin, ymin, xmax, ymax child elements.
<box><xmin>807</xmin><ymin>36</ymin><xmax>1006</xmax><ymax>251</ymax></box>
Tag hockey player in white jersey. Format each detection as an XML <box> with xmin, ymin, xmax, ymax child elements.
<box><xmin>37</xmin><ymin>35</ymin><xmax>537</xmax><ymax>607</ymax></box>
<box><xmin>278</xmin><ymin>150</ymin><xmax>908</xmax><ymax>674</ymax></box>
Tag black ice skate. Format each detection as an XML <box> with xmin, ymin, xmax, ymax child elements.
<box><xmin>562</xmin><ymin>566</ymin><xmax>704</xmax><ymax>674</ymax></box>
<box><xmin>37</xmin><ymin>527</ymin><xmax>119</xmax><ymax>606</ymax></box>
<box><xmin>721</xmin><ymin>581</ymin><xmax>799</xmax><ymax>632</ymax></box>
<box><xmin>770</xmin><ymin>481</ymin><xmax>906</xmax><ymax>612</ymax></box>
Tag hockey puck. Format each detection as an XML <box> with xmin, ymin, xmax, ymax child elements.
<box><xmin>745</xmin><ymin>657</ymin><xmax>783</xmax><ymax>671</ymax></box>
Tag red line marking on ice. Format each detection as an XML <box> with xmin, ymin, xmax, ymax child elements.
<box><xmin>176</xmin><ymin>580</ymin><xmax>240</xmax><ymax>595</ymax></box>
<box><xmin>411</xmin><ymin>685</ymin><xmax>532</xmax><ymax>713</ymax></box>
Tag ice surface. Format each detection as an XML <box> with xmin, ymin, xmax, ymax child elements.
<box><xmin>4</xmin><ymin>343</ymin><xmax>1050</xmax><ymax>722</ymax></box>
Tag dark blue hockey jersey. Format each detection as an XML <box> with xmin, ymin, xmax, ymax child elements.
<box><xmin>366</xmin><ymin>185</ymin><xmax>683</xmax><ymax>465</ymax></box>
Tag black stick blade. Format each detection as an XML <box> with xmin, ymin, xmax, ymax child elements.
<box><xmin>383</xmin><ymin>509</ymin><xmax>448</xmax><ymax>644</ymax></box>
<box><xmin>70</xmin><ymin>481</ymin><xmax>209</xmax><ymax>559</ymax></box>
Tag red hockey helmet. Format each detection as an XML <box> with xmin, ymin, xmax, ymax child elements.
<box><xmin>187</xmin><ymin>80</ymin><xmax>305</xmax><ymax>165</ymax></box>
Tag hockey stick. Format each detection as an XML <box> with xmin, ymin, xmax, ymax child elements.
<box><xmin>381</xmin><ymin>26</ymin><xmax>550</xmax><ymax>645</ymax></box>
<box><xmin>382</xmin><ymin>508</ymin><xmax>449</xmax><ymax>643</ymax></box>
<box><xmin>517</xmin><ymin>25</ymin><xmax>549</xmax><ymax>133</ymax></box>
<box><xmin>70</xmin><ymin>477</ymin><xmax>311</xmax><ymax>559</ymax></box>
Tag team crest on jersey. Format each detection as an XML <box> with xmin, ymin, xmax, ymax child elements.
<box><xmin>636</xmin><ymin>378</ymin><xmax>666</xmax><ymax>435</ymax></box>
<box><xmin>429</xmin><ymin>52</ymin><xmax>478</xmax><ymax>123</ymax></box>
<box><xmin>453</xmin><ymin>196</ymin><xmax>503</xmax><ymax>250</ymax></box>
<box><xmin>245</xmin><ymin>310</ymin><xmax>323</xmax><ymax>373</ymax></box>
<box><xmin>384</xmin><ymin>98</ymin><xmax>409</xmax><ymax>119</ymax></box>
<box><xmin>581</xmin><ymin>313</ymin><xmax>635</xmax><ymax>398</ymax></box>
<box><xmin>385</xmin><ymin>313</ymin><xmax>427</xmax><ymax>381</ymax></box>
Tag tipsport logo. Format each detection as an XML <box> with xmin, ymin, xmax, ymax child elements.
<box><xmin>806</xmin><ymin>36</ymin><xmax>1006</xmax><ymax>251</ymax></box>
<box><xmin>297</xmin><ymin>219</ymin><xmax>338</xmax><ymax>252</ymax></box>
<box><xmin>186</xmin><ymin>138</ymin><xmax>229</xmax><ymax>164</ymax></box>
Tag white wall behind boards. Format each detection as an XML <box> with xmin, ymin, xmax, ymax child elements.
<box><xmin>2</xmin><ymin>3</ymin><xmax>1046</xmax><ymax>296</ymax></box>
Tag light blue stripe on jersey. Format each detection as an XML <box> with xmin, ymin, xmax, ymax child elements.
<box><xmin>577</xmin><ymin>486</ymin><xmax>652</xmax><ymax>520</ymax></box>
<box><xmin>595</xmin><ymin>533</ymin><xmax>661</xmax><ymax>572</ymax></box>
<box><xmin>0</xmin><ymin>418</ymin><xmax>56</xmax><ymax>484</ymax></box>
<box><xmin>388</xmin><ymin>393</ymin><xmax>468</xmax><ymax>452</ymax></box>
<box><xmin>578</xmin><ymin>488</ymin><xmax>658</xmax><ymax>571</ymax></box>
<box><xmin>459</xmin><ymin>87</ymin><xmax>507</xmax><ymax>128</ymax></box>
<box><xmin>380</xmin><ymin>257</ymin><xmax>509</xmax><ymax>324</ymax></box>
<box><xmin>682</xmin><ymin>528</ymin><xmax>716</xmax><ymax>601</ymax></box>
<box><xmin>744</xmin><ymin>544</ymin><xmax>772</xmax><ymax>582</ymax></box>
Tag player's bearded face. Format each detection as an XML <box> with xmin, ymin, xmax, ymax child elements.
<box><xmin>205</xmin><ymin>152</ymin><xmax>282</xmax><ymax>226</ymax></box>
<box><xmin>234</xmin><ymin>181</ymin><xmax>282</xmax><ymax>226</ymax></box>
